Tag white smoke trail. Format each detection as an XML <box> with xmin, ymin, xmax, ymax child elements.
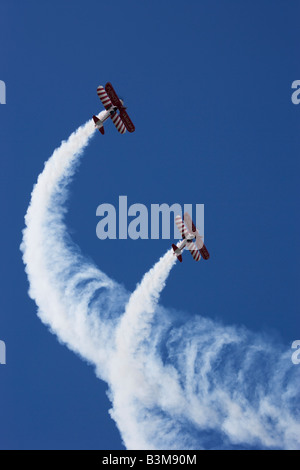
<box><xmin>21</xmin><ymin>120</ymin><xmax>300</xmax><ymax>450</ymax></box>
<box><xmin>108</xmin><ymin>251</ymin><xmax>300</xmax><ymax>450</ymax></box>
<box><xmin>109</xmin><ymin>250</ymin><xmax>182</xmax><ymax>449</ymax></box>
<box><xmin>21</xmin><ymin>115</ymin><xmax>128</xmax><ymax>381</ymax></box>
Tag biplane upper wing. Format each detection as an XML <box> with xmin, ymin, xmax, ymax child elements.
<box><xmin>184</xmin><ymin>213</ymin><xmax>197</xmax><ymax>237</ymax></box>
<box><xmin>187</xmin><ymin>241</ymin><xmax>201</xmax><ymax>262</ymax></box>
<box><xmin>199</xmin><ymin>244</ymin><xmax>210</xmax><ymax>260</ymax></box>
<box><xmin>175</xmin><ymin>215</ymin><xmax>190</xmax><ymax>239</ymax></box>
<box><xmin>184</xmin><ymin>213</ymin><xmax>210</xmax><ymax>260</ymax></box>
<box><xmin>184</xmin><ymin>212</ymin><xmax>204</xmax><ymax>249</ymax></box>
<box><xmin>105</xmin><ymin>82</ymin><xmax>136</xmax><ymax>133</ymax></box>
<box><xmin>120</xmin><ymin>109</ymin><xmax>135</xmax><ymax>133</ymax></box>
<box><xmin>97</xmin><ymin>86</ymin><xmax>113</xmax><ymax>110</ymax></box>
<box><xmin>105</xmin><ymin>82</ymin><xmax>123</xmax><ymax>108</ymax></box>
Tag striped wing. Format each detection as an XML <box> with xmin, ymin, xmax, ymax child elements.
<box><xmin>105</xmin><ymin>82</ymin><xmax>123</xmax><ymax>108</ymax></box>
<box><xmin>184</xmin><ymin>212</ymin><xmax>204</xmax><ymax>250</ymax></box>
<box><xmin>195</xmin><ymin>233</ymin><xmax>204</xmax><ymax>250</ymax></box>
<box><xmin>187</xmin><ymin>241</ymin><xmax>201</xmax><ymax>262</ymax></box>
<box><xmin>111</xmin><ymin>113</ymin><xmax>126</xmax><ymax>134</ymax></box>
<box><xmin>97</xmin><ymin>86</ymin><xmax>113</xmax><ymax>110</ymax></box>
<box><xmin>120</xmin><ymin>109</ymin><xmax>135</xmax><ymax>133</ymax></box>
<box><xmin>175</xmin><ymin>215</ymin><xmax>190</xmax><ymax>239</ymax></box>
<box><xmin>199</xmin><ymin>244</ymin><xmax>210</xmax><ymax>260</ymax></box>
<box><xmin>184</xmin><ymin>213</ymin><xmax>196</xmax><ymax>235</ymax></box>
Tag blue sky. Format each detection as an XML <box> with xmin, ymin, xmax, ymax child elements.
<box><xmin>0</xmin><ymin>1</ymin><xmax>299</xmax><ymax>450</ymax></box>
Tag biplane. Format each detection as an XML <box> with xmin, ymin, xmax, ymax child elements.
<box><xmin>93</xmin><ymin>82</ymin><xmax>135</xmax><ymax>135</ymax></box>
<box><xmin>172</xmin><ymin>213</ymin><xmax>210</xmax><ymax>263</ymax></box>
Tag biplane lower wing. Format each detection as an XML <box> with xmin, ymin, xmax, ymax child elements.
<box><xmin>97</xmin><ymin>86</ymin><xmax>113</xmax><ymax>110</ymax></box>
<box><xmin>187</xmin><ymin>241</ymin><xmax>201</xmax><ymax>261</ymax></box>
<box><xmin>110</xmin><ymin>113</ymin><xmax>126</xmax><ymax>134</ymax></box>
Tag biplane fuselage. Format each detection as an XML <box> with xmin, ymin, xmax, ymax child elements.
<box><xmin>94</xmin><ymin>105</ymin><xmax>119</xmax><ymax>128</ymax></box>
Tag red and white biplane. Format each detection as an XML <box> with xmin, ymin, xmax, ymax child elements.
<box><xmin>93</xmin><ymin>82</ymin><xmax>135</xmax><ymax>135</ymax></box>
<box><xmin>172</xmin><ymin>213</ymin><xmax>210</xmax><ymax>263</ymax></box>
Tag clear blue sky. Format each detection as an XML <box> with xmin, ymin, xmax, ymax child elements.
<box><xmin>0</xmin><ymin>0</ymin><xmax>299</xmax><ymax>449</ymax></box>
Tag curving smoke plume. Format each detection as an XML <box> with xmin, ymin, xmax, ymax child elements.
<box><xmin>21</xmin><ymin>119</ymin><xmax>300</xmax><ymax>450</ymax></box>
